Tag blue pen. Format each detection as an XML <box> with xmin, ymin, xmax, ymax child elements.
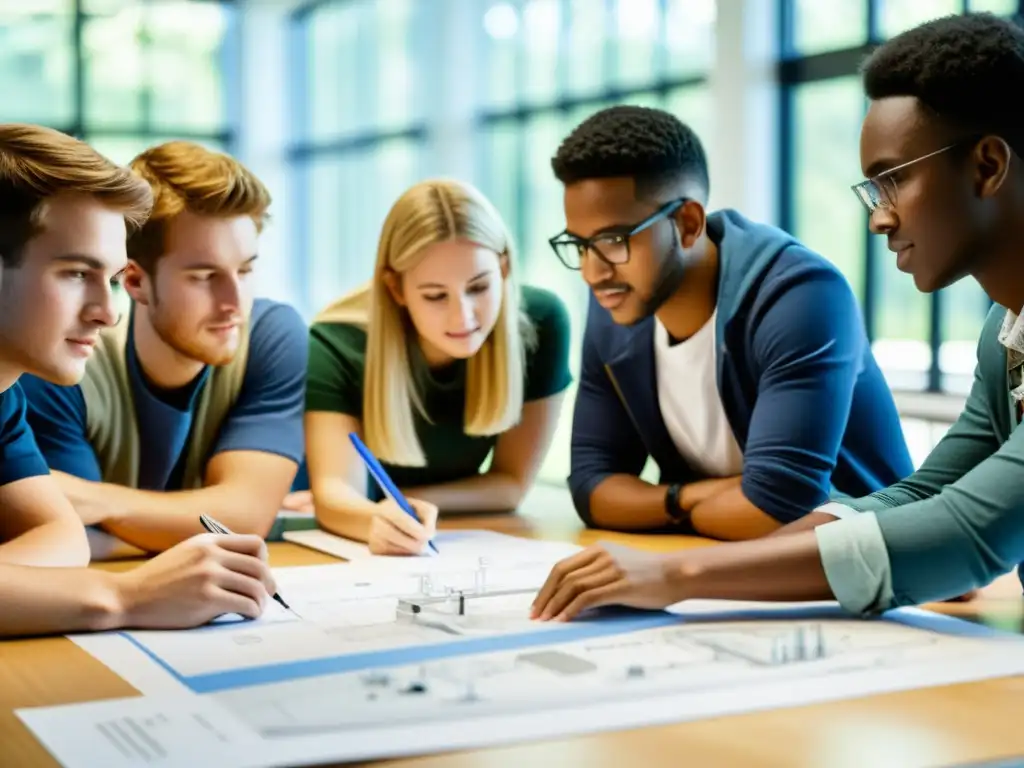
<box><xmin>349</xmin><ymin>432</ymin><xmax>440</xmax><ymax>555</ymax></box>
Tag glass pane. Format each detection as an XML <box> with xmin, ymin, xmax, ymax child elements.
<box><xmin>665</xmin><ymin>85</ymin><xmax>714</xmax><ymax>164</ymax></box>
<box><xmin>307</xmin><ymin>1</ymin><xmax>372</xmax><ymax>141</ymax></box>
<box><xmin>665</xmin><ymin>0</ymin><xmax>715</xmax><ymax>76</ymax></box>
<box><xmin>522</xmin><ymin>112</ymin><xmax>588</xmax><ymax>483</ymax></box>
<box><xmin>790</xmin><ymin>0</ymin><xmax>867</xmax><ymax>55</ymax></box>
<box><xmin>940</xmin><ymin>278</ymin><xmax>991</xmax><ymax>394</ymax></box>
<box><xmin>479</xmin><ymin>0</ymin><xmax>521</xmax><ymax>110</ymax></box>
<box><xmin>611</xmin><ymin>0</ymin><xmax>660</xmax><ymax>89</ymax></box>
<box><xmin>83</xmin><ymin>6</ymin><xmax>144</xmax><ymax>128</ymax></box>
<box><xmin>374</xmin><ymin>0</ymin><xmax>418</xmax><ymax>131</ymax></box>
<box><xmin>307</xmin><ymin>141</ymin><xmax>424</xmax><ymax>314</ymax></box>
<box><xmin>520</xmin><ymin>0</ymin><xmax>560</xmax><ymax>106</ymax></box>
<box><xmin>87</xmin><ymin>135</ymin><xmax>225</xmax><ymax>166</ymax></box>
<box><xmin>871</xmin><ymin>236</ymin><xmax>930</xmax><ymax>389</ymax></box>
<box><xmin>968</xmin><ymin>0</ymin><xmax>1019</xmax><ymax>14</ymax></box>
<box><xmin>476</xmin><ymin>122</ymin><xmax>520</xmax><ymax>248</ymax></box>
<box><xmin>147</xmin><ymin>2</ymin><xmax>228</xmax><ymax>133</ymax></box>
<box><xmin>0</xmin><ymin>2</ymin><xmax>73</xmax><ymax>125</ymax></box>
<box><xmin>307</xmin><ymin>156</ymin><xmax>347</xmax><ymax>314</ymax></box>
<box><xmin>563</xmin><ymin>0</ymin><xmax>606</xmax><ymax>99</ymax></box>
<box><xmin>879</xmin><ymin>0</ymin><xmax>962</xmax><ymax>39</ymax></box>
<box><xmin>790</xmin><ymin>77</ymin><xmax>866</xmax><ymax>297</ymax></box>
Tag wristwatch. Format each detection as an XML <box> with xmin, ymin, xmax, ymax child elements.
<box><xmin>664</xmin><ymin>483</ymin><xmax>692</xmax><ymax>529</ymax></box>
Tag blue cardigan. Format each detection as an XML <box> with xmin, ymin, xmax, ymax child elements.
<box><xmin>568</xmin><ymin>209</ymin><xmax>913</xmax><ymax>526</ymax></box>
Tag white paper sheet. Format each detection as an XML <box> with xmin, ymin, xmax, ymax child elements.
<box><xmin>283</xmin><ymin>527</ymin><xmax>580</xmax><ymax>565</ymax></box>
<box><xmin>36</xmin><ymin>530</ymin><xmax>1024</xmax><ymax>768</ymax></box>
<box><xmin>16</xmin><ymin>695</ymin><xmax>273</xmax><ymax>768</ymax></box>
<box><xmin>23</xmin><ymin>616</ymin><xmax>1024</xmax><ymax>768</ymax></box>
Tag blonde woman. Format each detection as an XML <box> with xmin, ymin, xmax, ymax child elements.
<box><xmin>305</xmin><ymin>179</ymin><xmax>572</xmax><ymax>555</ymax></box>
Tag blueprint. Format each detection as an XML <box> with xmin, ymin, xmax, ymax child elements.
<box><xmin>19</xmin><ymin>530</ymin><xmax>1024</xmax><ymax>768</ymax></box>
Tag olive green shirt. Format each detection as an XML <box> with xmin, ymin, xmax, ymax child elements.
<box><xmin>306</xmin><ymin>285</ymin><xmax>572</xmax><ymax>497</ymax></box>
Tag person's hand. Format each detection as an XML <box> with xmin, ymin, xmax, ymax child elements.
<box><xmin>280</xmin><ymin>490</ymin><xmax>315</xmax><ymax>514</ymax></box>
<box><xmin>367</xmin><ymin>497</ymin><xmax>439</xmax><ymax>555</ymax></box>
<box><xmin>530</xmin><ymin>543</ymin><xmax>682</xmax><ymax>622</ymax></box>
<box><xmin>112</xmin><ymin>533</ymin><xmax>276</xmax><ymax>629</ymax></box>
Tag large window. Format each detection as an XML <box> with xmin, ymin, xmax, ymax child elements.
<box><xmin>780</xmin><ymin>0</ymin><xmax>1019</xmax><ymax>395</ymax></box>
<box><xmin>0</xmin><ymin>1</ymin><xmax>234</xmax><ymax>165</ymax></box>
<box><xmin>290</xmin><ymin>0</ymin><xmax>429</xmax><ymax>316</ymax></box>
<box><xmin>473</xmin><ymin>0</ymin><xmax>714</xmax><ymax>484</ymax></box>
<box><xmin>291</xmin><ymin>0</ymin><xmax>714</xmax><ymax>486</ymax></box>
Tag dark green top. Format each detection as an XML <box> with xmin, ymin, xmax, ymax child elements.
<box><xmin>306</xmin><ymin>285</ymin><xmax>573</xmax><ymax>497</ymax></box>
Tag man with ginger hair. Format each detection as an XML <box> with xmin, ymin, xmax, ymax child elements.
<box><xmin>21</xmin><ymin>140</ymin><xmax>308</xmax><ymax>556</ymax></box>
<box><xmin>0</xmin><ymin>124</ymin><xmax>278</xmax><ymax>637</ymax></box>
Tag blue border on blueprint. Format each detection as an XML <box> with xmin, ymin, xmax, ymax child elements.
<box><xmin>117</xmin><ymin>603</ymin><xmax>1021</xmax><ymax>695</ymax></box>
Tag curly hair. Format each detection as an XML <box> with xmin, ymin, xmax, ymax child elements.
<box><xmin>550</xmin><ymin>105</ymin><xmax>710</xmax><ymax>201</ymax></box>
<box><xmin>861</xmin><ymin>12</ymin><xmax>1024</xmax><ymax>151</ymax></box>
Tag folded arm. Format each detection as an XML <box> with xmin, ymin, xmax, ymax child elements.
<box><xmin>707</xmin><ymin>268</ymin><xmax>874</xmax><ymax>539</ymax></box>
<box><xmin>61</xmin><ymin>449</ymin><xmax>299</xmax><ymax>552</ymax></box>
<box><xmin>568</xmin><ymin>320</ymin><xmax>669</xmax><ymax>530</ymax></box>
<box><xmin>405</xmin><ymin>393</ymin><xmax>566</xmax><ymax>513</ymax></box>
<box><xmin>0</xmin><ymin>475</ymin><xmax>90</xmax><ymax>567</ymax></box>
<box><xmin>0</xmin><ymin>383</ymin><xmax>89</xmax><ymax>567</ymax></box>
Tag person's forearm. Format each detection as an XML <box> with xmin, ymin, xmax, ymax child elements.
<box><xmin>670</xmin><ymin>530</ymin><xmax>833</xmax><ymax>602</ymax></box>
<box><xmin>313</xmin><ymin>480</ymin><xmax>379</xmax><ymax>542</ymax></box>
<box><xmin>57</xmin><ymin>473</ymin><xmax>274</xmax><ymax>553</ymax></box>
<box><xmin>587</xmin><ymin>476</ymin><xmax>672</xmax><ymax>530</ymax></box>
<box><xmin>0</xmin><ymin>518</ymin><xmax>90</xmax><ymax>567</ymax></box>
<box><xmin>688</xmin><ymin>486</ymin><xmax>783</xmax><ymax>541</ymax></box>
<box><xmin>767</xmin><ymin>511</ymin><xmax>840</xmax><ymax>537</ymax></box>
<box><xmin>403</xmin><ymin>472</ymin><xmax>525</xmax><ymax>514</ymax></box>
<box><xmin>0</xmin><ymin>564</ymin><xmax>125</xmax><ymax>638</ymax></box>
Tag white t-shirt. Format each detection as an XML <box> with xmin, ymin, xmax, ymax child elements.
<box><xmin>654</xmin><ymin>310</ymin><xmax>744</xmax><ymax>478</ymax></box>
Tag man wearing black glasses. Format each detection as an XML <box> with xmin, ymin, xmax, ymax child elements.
<box><xmin>532</xmin><ymin>12</ymin><xmax>1021</xmax><ymax>621</ymax></box>
<box><xmin>547</xmin><ymin>105</ymin><xmax>912</xmax><ymax>541</ymax></box>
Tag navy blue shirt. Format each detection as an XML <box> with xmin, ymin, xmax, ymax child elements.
<box><xmin>20</xmin><ymin>298</ymin><xmax>308</xmax><ymax>490</ymax></box>
<box><xmin>569</xmin><ymin>209</ymin><xmax>914</xmax><ymax>526</ymax></box>
<box><xmin>0</xmin><ymin>383</ymin><xmax>50</xmax><ymax>487</ymax></box>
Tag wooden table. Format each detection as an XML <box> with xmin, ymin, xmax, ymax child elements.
<box><xmin>4</xmin><ymin>485</ymin><xmax>1024</xmax><ymax>768</ymax></box>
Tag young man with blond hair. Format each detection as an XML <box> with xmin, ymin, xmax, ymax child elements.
<box><xmin>0</xmin><ymin>123</ymin><xmax>277</xmax><ymax>636</ymax></box>
<box><xmin>21</xmin><ymin>140</ymin><xmax>308</xmax><ymax>556</ymax></box>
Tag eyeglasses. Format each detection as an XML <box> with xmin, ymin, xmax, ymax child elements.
<box><xmin>851</xmin><ymin>142</ymin><xmax>962</xmax><ymax>213</ymax></box>
<box><xmin>548</xmin><ymin>198</ymin><xmax>686</xmax><ymax>270</ymax></box>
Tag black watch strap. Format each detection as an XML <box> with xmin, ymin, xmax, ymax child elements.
<box><xmin>665</xmin><ymin>483</ymin><xmax>691</xmax><ymax>528</ymax></box>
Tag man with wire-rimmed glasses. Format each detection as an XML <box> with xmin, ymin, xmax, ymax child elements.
<box><xmin>547</xmin><ymin>105</ymin><xmax>911</xmax><ymax>543</ymax></box>
<box><xmin>531</xmin><ymin>13</ymin><xmax>1021</xmax><ymax>623</ymax></box>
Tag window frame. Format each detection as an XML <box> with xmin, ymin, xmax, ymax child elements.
<box><xmin>776</xmin><ymin>0</ymin><xmax>1013</xmax><ymax>394</ymax></box>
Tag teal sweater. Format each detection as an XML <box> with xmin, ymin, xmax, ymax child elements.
<box><xmin>816</xmin><ymin>304</ymin><xmax>1024</xmax><ymax>612</ymax></box>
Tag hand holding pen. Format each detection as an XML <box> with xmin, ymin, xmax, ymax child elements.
<box><xmin>199</xmin><ymin>514</ymin><xmax>296</xmax><ymax>613</ymax></box>
<box><xmin>349</xmin><ymin>433</ymin><xmax>441</xmax><ymax>556</ymax></box>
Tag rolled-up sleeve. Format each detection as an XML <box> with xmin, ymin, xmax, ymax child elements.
<box><xmin>815</xmin><ymin>512</ymin><xmax>894</xmax><ymax>614</ymax></box>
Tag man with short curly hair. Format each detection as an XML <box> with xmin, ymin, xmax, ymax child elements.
<box><xmin>548</xmin><ymin>105</ymin><xmax>912</xmax><ymax>541</ymax></box>
<box><xmin>532</xmin><ymin>12</ymin><xmax>1024</xmax><ymax>622</ymax></box>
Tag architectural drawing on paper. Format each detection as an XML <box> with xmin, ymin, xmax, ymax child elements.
<box><xmin>29</xmin><ymin>532</ymin><xmax>1024</xmax><ymax>768</ymax></box>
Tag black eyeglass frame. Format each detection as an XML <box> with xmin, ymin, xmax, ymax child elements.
<box><xmin>547</xmin><ymin>197</ymin><xmax>687</xmax><ymax>271</ymax></box>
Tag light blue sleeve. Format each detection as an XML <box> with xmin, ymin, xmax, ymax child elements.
<box><xmin>815</xmin><ymin>512</ymin><xmax>894</xmax><ymax>614</ymax></box>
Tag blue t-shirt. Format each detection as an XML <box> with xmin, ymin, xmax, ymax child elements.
<box><xmin>20</xmin><ymin>298</ymin><xmax>308</xmax><ymax>491</ymax></box>
<box><xmin>0</xmin><ymin>383</ymin><xmax>50</xmax><ymax>487</ymax></box>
